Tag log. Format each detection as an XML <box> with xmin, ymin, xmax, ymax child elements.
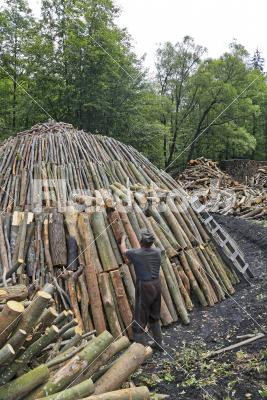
<box><xmin>94</xmin><ymin>343</ymin><xmax>148</xmax><ymax>394</ymax></box>
<box><xmin>64</xmin><ymin>211</ymin><xmax>79</xmax><ymax>271</ymax></box>
<box><xmin>0</xmin><ymin>300</ymin><xmax>24</xmax><ymax>347</ymax></box>
<box><xmin>82</xmin><ymin>386</ymin><xmax>150</xmax><ymax>400</ymax></box>
<box><xmin>66</xmin><ymin>274</ymin><xmax>84</xmax><ymax>330</ymax></box>
<box><xmin>16</xmin><ymin>291</ymin><xmax>52</xmax><ymax>334</ymax></box>
<box><xmin>161</xmin><ymin>255</ymin><xmax>189</xmax><ymax>324</ymax></box>
<box><xmin>0</xmin><ymin>344</ymin><xmax>15</xmax><ymax>367</ymax></box>
<box><xmin>98</xmin><ymin>273</ymin><xmax>122</xmax><ymax>338</ymax></box>
<box><xmin>60</xmin><ymin>326</ymin><xmax>83</xmax><ymax>352</ymax></box>
<box><xmin>6</xmin><ymin>328</ymin><xmax>27</xmax><ymax>352</ymax></box>
<box><xmin>0</xmin><ymin>364</ymin><xmax>49</xmax><ymax>400</ymax></box>
<box><xmin>0</xmin><ymin>325</ymin><xmax>59</xmax><ymax>384</ymax></box>
<box><xmin>82</xmin><ymin>336</ymin><xmax>130</xmax><ymax>380</ymax></box>
<box><xmin>0</xmin><ymin>284</ymin><xmax>28</xmax><ymax>302</ymax></box>
<box><xmin>185</xmin><ymin>249</ymin><xmax>214</xmax><ymax>306</ymax></box>
<box><xmin>160</xmin><ymin>296</ymin><xmax>173</xmax><ymax>326</ymax></box>
<box><xmin>78</xmin><ymin>274</ymin><xmax>94</xmax><ymax>332</ymax></box>
<box><xmin>78</xmin><ymin>214</ymin><xmax>106</xmax><ymax>334</ymax></box>
<box><xmin>110</xmin><ymin>270</ymin><xmax>133</xmax><ymax>338</ymax></box>
<box><xmin>120</xmin><ymin>264</ymin><xmax>135</xmax><ymax>308</ymax></box>
<box><xmin>49</xmin><ymin>211</ymin><xmax>67</xmax><ymax>266</ymax></box>
<box><xmin>91</xmin><ymin>212</ymin><xmax>118</xmax><ymax>272</ymax></box>
<box><xmin>118</xmin><ymin>210</ymin><xmax>140</xmax><ymax>249</ymax></box>
<box><xmin>179</xmin><ymin>251</ymin><xmax>208</xmax><ymax>306</ymax></box>
<box><xmin>148</xmin><ymin>217</ymin><xmax>177</xmax><ymax>258</ymax></box>
<box><xmin>172</xmin><ymin>264</ymin><xmax>193</xmax><ymax>311</ymax></box>
<box><xmin>207</xmin><ymin>333</ymin><xmax>265</xmax><ymax>357</ymax></box>
<box><xmin>33</xmin><ymin>307</ymin><xmax>59</xmax><ymax>340</ymax></box>
<box><xmin>46</xmin><ymin>344</ymin><xmax>85</xmax><ymax>369</ymax></box>
<box><xmin>159</xmin><ymin>269</ymin><xmax>178</xmax><ymax>322</ymax></box>
<box><xmin>28</xmin><ymin>331</ymin><xmax>114</xmax><ymax>399</ymax></box>
<box><xmin>35</xmin><ymin>379</ymin><xmax>95</xmax><ymax>400</ymax></box>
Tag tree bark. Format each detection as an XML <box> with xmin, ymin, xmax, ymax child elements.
<box><xmin>83</xmin><ymin>386</ymin><xmax>150</xmax><ymax>400</ymax></box>
<box><xmin>98</xmin><ymin>273</ymin><xmax>122</xmax><ymax>338</ymax></box>
<box><xmin>83</xmin><ymin>336</ymin><xmax>130</xmax><ymax>380</ymax></box>
<box><xmin>16</xmin><ymin>291</ymin><xmax>52</xmax><ymax>334</ymax></box>
<box><xmin>0</xmin><ymin>364</ymin><xmax>49</xmax><ymax>400</ymax></box>
<box><xmin>49</xmin><ymin>211</ymin><xmax>67</xmax><ymax>266</ymax></box>
<box><xmin>0</xmin><ymin>344</ymin><xmax>15</xmax><ymax>367</ymax></box>
<box><xmin>78</xmin><ymin>214</ymin><xmax>106</xmax><ymax>334</ymax></box>
<box><xmin>0</xmin><ymin>285</ymin><xmax>28</xmax><ymax>302</ymax></box>
<box><xmin>91</xmin><ymin>212</ymin><xmax>118</xmax><ymax>272</ymax></box>
<box><xmin>35</xmin><ymin>379</ymin><xmax>95</xmax><ymax>400</ymax></box>
<box><xmin>0</xmin><ymin>325</ymin><xmax>59</xmax><ymax>385</ymax></box>
<box><xmin>0</xmin><ymin>300</ymin><xmax>24</xmax><ymax>347</ymax></box>
<box><xmin>110</xmin><ymin>270</ymin><xmax>133</xmax><ymax>338</ymax></box>
<box><xmin>94</xmin><ymin>343</ymin><xmax>148</xmax><ymax>395</ymax></box>
<box><xmin>28</xmin><ymin>331</ymin><xmax>113</xmax><ymax>399</ymax></box>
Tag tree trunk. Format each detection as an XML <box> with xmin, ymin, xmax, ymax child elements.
<box><xmin>0</xmin><ymin>300</ymin><xmax>24</xmax><ymax>347</ymax></box>
<box><xmin>16</xmin><ymin>291</ymin><xmax>52</xmax><ymax>334</ymax></box>
<box><xmin>0</xmin><ymin>344</ymin><xmax>15</xmax><ymax>367</ymax></box>
<box><xmin>49</xmin><ymin>211</ymin><xmax>67</xmax><ymax>266</ymax></box>
<box><xmin>83</xmin><ymin>386</ymin><xmax>150</xmax><ymax>400</ymax></box>
<box><xmin>83</xmin><ymin>336</ymin><xmax>130</xmax><ymax>380</ymax></box>
<box><xmin>0</xmin><ymin>364</ymin><xmax>49</xmax><ymax>400</ymax></box>
<box><xmin>94</xmin><ymin>343</ymin><xmax>148</xmax><ymax>395</ymax></box>
<box><xmin>0</xmin><ymin>325</ymin><xmax>59</xmax><ymax>384</ymax></box>
<box><xmin>35</xmin><ymin>379</ymin><xmax>94</xmax><ymax>400</ymax></box>
<box><xmin>77</xmin><ymin>214</ymin><xmax>106</xmax><ymax>334</ymax></box>
<box><xmin>0</xmin><ymin>285</ymin><xmax>28</xmax><ymax>302</ymax></box>
<box><xmin>28</xmin><ymin>331</ymin><xmax>113</xmax><ymax>399</ymax></box>
<box><xmin>91</xmin><ymin>212</ymin><xmax>118</xmax><ymax>272</ymax></box>
<box><xmin>98</xmin><ymin>273</ymin><xmax>122</xmax><ymax>338</ymax></box>
<box><xmin>110</xmin><ymin>270</ymin><xmax>133</xmax><ymax>338</ymax></box>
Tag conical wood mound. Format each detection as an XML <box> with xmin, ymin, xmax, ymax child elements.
<box><xmin>0</xmin><ymin>122</ymin><xmax>240</xmax><ymax>337</ymax></box>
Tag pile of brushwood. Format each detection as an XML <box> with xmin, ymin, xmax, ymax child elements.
<box><xmin>0</xmin><ymin>290</ymin><xmax>152</xmax><ymax>400</ymax></box>
<box><xmin>177</xmin><ymin>158</ymin><xmax>267</xmax><ymax>219</ymax></box>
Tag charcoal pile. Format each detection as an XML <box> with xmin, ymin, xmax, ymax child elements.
<box><xmin>177</xmin><ymin>158</ymin><xmax>267</xmax><ymax>220</ymax></box>
<box><xmin>0</xmin><ymin>122</ymin><xmax>245</xmax><ymax>398</ymax></box>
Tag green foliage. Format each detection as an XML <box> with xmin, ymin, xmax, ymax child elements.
<box><xmin>0</xmin><ymin>1</ymin><xmax>266</xmax><ymax>169</ymax></box>
<box><xmin>156</xmin><ymin>38</ymin><xmax>267</xmax><ymax>169</ymax></box>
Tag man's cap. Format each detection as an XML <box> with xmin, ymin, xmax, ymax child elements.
<box><xmin>140</xmin><ymin>229</ymin><xmax>155</xmax><ymax>245</ymax></box>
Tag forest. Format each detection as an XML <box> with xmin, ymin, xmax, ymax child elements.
<box><xmin>0</xmin><ymin>0</ymin><xmax>266</xmax><ymax>170</ymax></box>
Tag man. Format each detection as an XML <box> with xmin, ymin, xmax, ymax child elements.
<box><xmin>121</xmin><ymin>229</ymin><xmax>163</xmax><ymax>350</ymax></box>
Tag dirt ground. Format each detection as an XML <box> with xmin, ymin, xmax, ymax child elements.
<box><xmin>133</xmin><ymin>215</ymin><xmax>267</xmax><ymax>400</ymax></box>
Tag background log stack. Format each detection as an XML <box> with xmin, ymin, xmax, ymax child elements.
<box><xmin>0</xmin><ymin>122</ymin><xmax>243</xmax><ymax>345</ymax></box>
<box><xmin>0</xmin><ymin>294</ymin><xmax>152</xmax><ymax>400</ymax></box>
<box><xmin>176</xmin><ymin>158</ymin><xmax>267</xmax><ymax>219</ymax></box>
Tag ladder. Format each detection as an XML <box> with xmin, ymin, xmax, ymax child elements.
<box><xmin>190</xmin><ymin>196</ymin><xmax>253</xmax><ymax>278</ymax></box>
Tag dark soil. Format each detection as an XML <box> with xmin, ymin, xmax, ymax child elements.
<box><xmin>133</xmin><ymin>216</ymin><xmax>267</xmax><ymax>400</ymax></box>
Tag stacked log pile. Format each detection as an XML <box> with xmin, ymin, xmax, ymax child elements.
<box><xmin>177</xmin><ymin>158</ymin><xmax>267</xmax><ymax>219</ymax></box>
<box><xmin>220</xmin><ymin>159</ymin><xmax>258</xmax><ymax>183</ymax></box>
<box><xmin>0</xmin><ymin>123</ymin><xmax>242</xmax><ymax>342</ymax></box>
<box><xmin>0</xmin><ymin>294</ymin><xmax>152</xmax><ymax>400</ymax></box>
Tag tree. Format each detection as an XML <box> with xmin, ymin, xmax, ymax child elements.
<box><xmin>0</xmin><ymin>0</ymin><xmax>34</xmax><ymax>133</ymax></box>
<box><xmin>156</xmin><ymin>36</ymin><xmax>206</xmax><ymax>168</ymax></box>
<box><xmin>250</xmin><ymin>48</ymin><xmax>265</xmax><ymax>71</ymax></box>
<box><xmin>155</xmin><ymin>40</ymin><xmax>265</xmax><ymax>169</ymax></box>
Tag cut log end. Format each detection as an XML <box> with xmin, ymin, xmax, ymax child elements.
<box><xmin>6</xmin><ymin>300</ymin><xmax>25</xmax><ymax>314</ymax></box>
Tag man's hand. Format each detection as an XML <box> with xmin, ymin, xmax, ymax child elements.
<box><xmin>121</xmin><ymin>233</ymin><xmax>127</xmax><ymax>243</ymax></box>
<box><xmin>120</xmin><ymin>233</ymin><xmax>128</xmax><ymax>256</ymax></box>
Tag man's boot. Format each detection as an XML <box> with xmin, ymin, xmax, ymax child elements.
<box><xmin>133</xmin><ymin>331</ymin><xmax>148</xmax><ymax>346</ymax></box>
<box><xmin>148</xmin><ymin>321</ymin><xmax>164</xmax><ymax>351</ymax></box>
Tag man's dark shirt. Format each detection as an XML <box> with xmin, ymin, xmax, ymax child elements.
<box><xmin>125</xmin><ymin>247</ymin><xmax>161</xmax><ymax>281</ymax></box>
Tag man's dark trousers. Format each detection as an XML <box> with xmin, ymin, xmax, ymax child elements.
<box><xmin>133</xmin><ymin>278</ymin><xmax>161</xmax><ymax>338</ymax></box>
